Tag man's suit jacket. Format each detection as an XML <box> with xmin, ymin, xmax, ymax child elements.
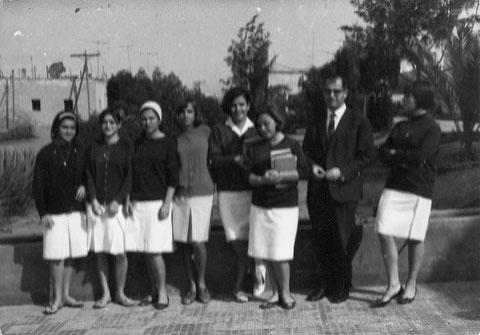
<box><xmin>303</xmin><ymin>107</ymin><xmax>375</xmax><ymax>251</ymax></box>
<box><xmin>303</xmin><ymin>107</ymin><xmax>376</xmax><ymax>203</ymax></box>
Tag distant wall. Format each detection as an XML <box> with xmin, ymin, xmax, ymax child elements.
<box><xmin>0</xmin><ymin>77</ymin><xmax>107</xmax><ymax>129</ymax></box>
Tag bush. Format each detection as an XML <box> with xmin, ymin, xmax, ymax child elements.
<box><xmin>0</xmin><ymin>148</ymin><xmax>36</xmax><ymax>220</ymax></box>
<box><xmin>0</xmin><ymin>123</ymin><xmax>37</xmax><ymax>142</ymax></box>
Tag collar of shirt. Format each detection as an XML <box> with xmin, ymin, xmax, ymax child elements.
<box><xmin>327</xmin><ymin>104</ymin><xmax>346</xmax><ymax>131</ymax></box>
<box><xmin>225</xmin><ymin>116</ymin><xmax>255</xmax><ymax>136</ymax></box>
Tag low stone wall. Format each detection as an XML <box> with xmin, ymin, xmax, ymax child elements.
<box><xmin>0</xmin><ymin>212</ymin><xmax>479</xmax><ymax>306</ymax></box>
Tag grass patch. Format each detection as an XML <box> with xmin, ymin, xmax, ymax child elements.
<box><xmin>0</xmin><ymin>123</ymin><xmax>37</xmax><ymax>142</ymax></box>
<box><xmin>0</xmin><ymin>148</ymin><xmax>36</xmax><ymax>226</ymax></box>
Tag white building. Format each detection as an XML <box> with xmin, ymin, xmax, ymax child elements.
<box><xmin>0</xmin><ymin>76</ymin><xmax>107</xmax><ymax>129</ymax></box>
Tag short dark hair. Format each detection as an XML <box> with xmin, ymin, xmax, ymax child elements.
<box><xmin>255</xmin><ymin>104</ymin><xmax>285</xmax><ymax>132</ymax></box>
<box><xmin>99</xmin><ymin>106</ymin><xmax>123</xmax><ymax>125</ymax></box>
<box><xmin>221</xmin><ymin>87</ymin><xmax>255</xmax><ymax>115</ymax></box>
<box><xmin>404</xmin><ymin>80</ymin><xmax>435</xmax><ymax>110</ymax></box>
<box><xmin>324</xmin><ymin>73</ymin><xmax>348</xmax><ymax>90</ymax></box>
<box><xmin>175</xmin><ymin>99</ymin><xmax>203</xmax><ymax>127</ymax></box>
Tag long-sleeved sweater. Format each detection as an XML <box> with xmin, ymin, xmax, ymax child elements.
<box><xmin>33</xmin><ymin>142</ymin><xmax>86</xmax><ymax>217</ymax></box>
<box><xmin>379</xmin><ymin>114</ymin><xmax>441</xmax><ymax>199</ymax></box>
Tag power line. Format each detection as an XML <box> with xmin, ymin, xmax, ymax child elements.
<box><xmin>119</xmin><ymin>44</ymin><xmax>133</xmax><ymax>73</ymax></box>
<box><xmin>83</xmin><ymin>39</ymin><xmax>108</xmax><ymax>78</ymax></box>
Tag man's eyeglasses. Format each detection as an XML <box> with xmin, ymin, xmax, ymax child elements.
<box><xmin>324</xmin><ymin>89</ymin><xmax>344</xmax><ymax>96</ymax></box>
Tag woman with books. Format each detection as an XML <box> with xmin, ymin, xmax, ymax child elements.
<box><xmin>126</xmin><ymin>101</ymin><xmax>178</xmax><ymax>310</ymax></box>
<box><xmin>33</xmin><ymin>111</ymin><xmax>88</xmax><ymax>315</ymax></box>
<box><xmin>172</xmin><ymin>99</ymin><xmax>214</xmax><ymax>305</ymax></box>
<box><xmin>208</xmin><ymin>87</ymin><xmax>262</xmax><ymax>303</ymax></box>
<box><xmin>245</xmin><ymin>105</ymin><xmax>308</xmax><ymax>310</ymax></box>
<box><xmin>86</xmin><ymin>106</ymin><xmax>135</xmax><ymax>309</ymax></box>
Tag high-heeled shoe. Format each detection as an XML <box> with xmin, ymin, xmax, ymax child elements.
<box><xmin>398</xmin><ymin>287</ymin><xmax>417</xmax><ymax>305</ymax></box>
<box><xmin>371</xmin><ymin>287</ymin><xmax>404</xmax><ymax>308</ymax></box>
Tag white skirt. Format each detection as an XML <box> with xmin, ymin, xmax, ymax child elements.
<box><xmin>248</xmin><ymin>205</ymin><xmax>299</xmax><ymax>261</ymax></box>
<box><xmin>376</xmin><ymin>189</ymin><xmax>432</xmax><ymax>241</ymax></box>
<box><xmin>172</xmin><ymin>194</ymin><xmax>213</xmax><ymax>243</ymax></box>
<box><xmin>126</xmin><ymin>200</ymin><xmax>174</xmax><ymax>253</ymax></box>
<box><xmin>87</xmin><ymin>204</ymin><xmax>128</xmax><ymax>255</ymax></box>
<box><xmin>43</xmin><ymin>212</ymin><xmax>88</xmax><ymax>260</ymax></box>
<box><xmin>218</xmin><ymin>191</ymin><xmax>252</xmax><ymax>241</ymax></box>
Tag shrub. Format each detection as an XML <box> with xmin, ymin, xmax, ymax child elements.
<box><xmin>0</xmin><ymin>148</ymin><xmax>36</xmax><ymax>219</ymax></box>
<box><xmin>0</xmin><ymin>123</ymin><xmax>37</xmax><ymax>142</ymax></box>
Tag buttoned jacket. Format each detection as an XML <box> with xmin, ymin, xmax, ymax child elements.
<box><xmin>303</xmin><ymin>107</ymin><xmax>376</xmax><ymax>202</ymax></box>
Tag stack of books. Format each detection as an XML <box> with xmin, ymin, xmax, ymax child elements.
<box><xmin>271</xmin><ymin>148</ymin><xmax>297</xmax><ymax>188</ymax></box>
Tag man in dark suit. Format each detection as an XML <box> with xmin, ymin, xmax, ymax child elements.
<box><xmin>303</xmin><ymin>73</ymin><xmax>375</xmax><ymax>303</ymax></box>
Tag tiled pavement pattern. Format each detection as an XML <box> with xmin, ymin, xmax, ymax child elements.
<box><xmin>1</xmin><ymin>281</ymin><xmax>479</xmax><ymax>335</ymax></box>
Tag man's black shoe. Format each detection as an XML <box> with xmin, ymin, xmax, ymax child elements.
<box><xmin>306</xmin><ymin>285</ymin><xmax>328</xmax><ymax>302</ymax></box>
<box><xmin>331</xmin><ymin>289</ymin><xmax>349</xmax><ymax>303</ymax></box>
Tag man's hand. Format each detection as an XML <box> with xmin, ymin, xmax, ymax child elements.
<box><xmin>325</xmin><ymin>167</ymin><xmax>343</xmax><ymax>182</ymax></box>
<box><xmin>312</xmin><ymin>164</ymin><xmax>326</xmax><ymax>179</ymax></box>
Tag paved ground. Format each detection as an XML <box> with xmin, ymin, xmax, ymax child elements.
<box><xmin>1</xmin><ymin>281</ymin><xmax>479</xmax><ymax>335</ymax></box>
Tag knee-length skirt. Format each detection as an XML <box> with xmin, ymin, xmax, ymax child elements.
<box><xmin>172</xmin><ymin>194</ymin><xmax>213</xmax><ymax>243</ymax></box>
<box><xmin>248</xmin><ymin>205</ymin><xmax>299</xmax><ymax>261</ymax></box>
<box><xmin>125</xmin><ymin>200</ymin><xmax>174</xmax><ymax>253</ymax></box>
<box><xmin>218</xmin><ymin>191</ymin><xmax>252</xmax><ymax>242</ymax></box>
<box><xmin>375</xmin><ymin>189</ymin><xmax>432</xmax><ymax>241</ymax></box>
<box><xmin>43</xmin><ymin>211</ymin><xmax>88</xmax><ymax>260</ymax></box>
<box><xmin>87</xmin><ymin>204</ymin><xmax>128</xmax><ymax>255</ymax></box>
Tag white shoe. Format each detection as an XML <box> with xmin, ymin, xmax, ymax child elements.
<box><xmin>253</xmin><ymin>262</ymin><xmax>266</xmax><ymax>297</ymax></box>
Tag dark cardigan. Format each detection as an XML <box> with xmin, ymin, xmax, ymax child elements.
<box><xmin>33</xmin><ymin>142</ymin><xmax>86</xmax><ymax>217</ymax></box>
<box><xmin>379</xmin><ymin>114</ymin><xmax>441</xmax><ymax>199</ymax></box>
<box><xmin>86</xmin><ymin>137</ymin><xmax>133</xmax><ymax>204</ymax></box>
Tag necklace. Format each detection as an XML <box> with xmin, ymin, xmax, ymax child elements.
<box><xmin>54</xmin><ymin>147</ymin><xmax>74</xmax><ymax>167</ymax></box>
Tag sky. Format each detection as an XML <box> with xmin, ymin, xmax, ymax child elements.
<box><xmin>0</xmin><ymin>0</ymin><xmax>362</xmax><ymax>96</ymax></box>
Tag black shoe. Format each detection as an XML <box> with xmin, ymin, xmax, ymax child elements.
<box><xmin>398</xmin><ymin>287</ymin><xmax>417</xmax><ymax>305</ymax></box>
<box><xmin>331</xmin><ymin>289</ymin><xmax>349</xmax><ymax>303</ymax></box>
<box><xmin>306</xmin><ymin>284</ymin><xmax>328</xmax><ymax>302</ymax></box>
<box><xmin>181</xmin><ymin>290</ymin><xmax>196</xmax><ymax>305</ymax></box>
<box><xmin>259</xmin><ymin>300</ymin><xmax>279</xmax><ymax>309</ymax></box>
<box><xmin>371</xmin><ymin>287</ymin><xmax>404</xmax><ymax>308</ymax></box>
<box><xmin>278</xmin><ymin>297</ymin><xmax>296</xmax><ymax>310</ymax></box>
<box><xmin>153</xmin><ymin>298</ymin><xmax>169</xmax><ymax>310</ymax></box>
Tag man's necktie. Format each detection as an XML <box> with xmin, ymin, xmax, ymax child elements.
<box><xmin>327</xmin><ymin>111</ymin><xmax>335</xmax><ymax>141</ymax></box>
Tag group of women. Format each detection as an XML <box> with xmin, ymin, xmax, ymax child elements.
<box><xmin>33</xmin><ymin>80</ymin><xmax>440</xmax><ymax>314</ymax></box>
<box><xmin>33</xmin><ymin>87</ymin><xmax>308</xmax><ymax>315</ymax></box>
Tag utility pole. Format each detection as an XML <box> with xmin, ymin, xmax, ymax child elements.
<box><xmin>5</xmin><ymin>76</ymin><xmax>9</xmax><ymax>130</ymax></box>
<box><xmin>139</xmin><ymin>51</ymin><xmax>158</xmax><ymax>75</ymax></box>
<box><xmin>30</xmin><ymin>56</ymin><xmax>34</xmax><ymax>77</ymax></box>
<box><xmin>11</xmin><ymin>70</ymin><xmax>15</xmax><ymax>126</ymax></box>
<box><xmin>70</xmin><ymin>51</ymin><xmax>100</xmax><ymax>117</ymax></box>
<box><xmin>311</xmin><ymin>32</ymin><xmax>315</xmax><ymax>67</ymax></box>
<box><xmin>84</xmin><ymin>39</ymin><xmax>108</xmax><ymax>78</ymax></box>
<box><xmin>193</xmin><ymin>80</ymin><xmax>206</xmax><ymax>92</ymax></box>
<box><xmin>120</xmin><ymin>44</ymin><xmax>133</xmax><ymax>73</ymax></box>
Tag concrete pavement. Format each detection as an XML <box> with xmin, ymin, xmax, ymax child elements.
<box><xmin>1</xmin><ymin>281</ymin><xmax>480</xmax><ymax>335</ymax></box>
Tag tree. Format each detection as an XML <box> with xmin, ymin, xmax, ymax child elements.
<box><xmin>405</xmin><ymin>19</ymin><xmax>480</xmax><ymax>158</ymax></box>
<box><xmin>351</xmin><ymin>0</ymin><xmax>476</xmax><ymax>49</ymax></box>
<box><xmin>224</xmin><ymin>14</ymin><xmax>277</xmax><ymax>114</ymax></box>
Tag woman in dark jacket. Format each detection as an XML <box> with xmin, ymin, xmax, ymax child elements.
<box><xmin>208</xmin><ymin>87</ymin><xmax>262</xmax><ymax>302</ymax></box>
<box><xmin>373</xmin><ymin>80</ymin><xmax>441</xmax><ymax>307</ymax></box>
<box><xmin>86</xmin><ymin>106</ymin><xmax>135</xmax><ymax>309</ymax></box>
<box><xmin>33</xmin><ymin>110</ymin><xmax>88</xmax><ymax>315</ymax></box>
